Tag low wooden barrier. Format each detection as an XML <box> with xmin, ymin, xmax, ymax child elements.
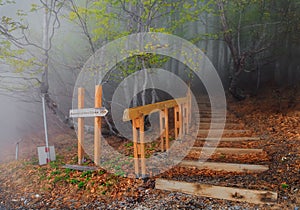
<box><xmin>123</xmin><ymin>91</ymin><xmax>191</xmax><ymax>177</ymax></box>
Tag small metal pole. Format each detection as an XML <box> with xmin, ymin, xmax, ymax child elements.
<box><xmin>15</xmin><ymin>142</ymin><xmax>19</xmax><ymax>160</ymax></box>
<box><xmin>42</xmin><ymin>94</ymin><xmax>50</xmax><ymax>163</ymax></box>
<box><xmin>15</xmin><ymin>138</ymin><xmax>22</xmax><ymax>161</ymax></box>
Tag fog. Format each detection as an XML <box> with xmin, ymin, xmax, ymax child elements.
<box><xmin>0</xmin><ymin>1</ymin><xmax>299</xmax><ymax>161</ymax></box>
<box><xmin>0</xmin><ymin>1</ymin><xmax>83</xmax><ymax>160</ymax></box>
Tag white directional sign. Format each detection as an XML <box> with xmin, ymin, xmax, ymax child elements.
<box><xmin>70</xmin><ymin>107</ymin><xmax>108</xmax><ymax>118</ymax></box>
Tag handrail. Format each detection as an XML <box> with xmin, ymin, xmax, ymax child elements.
<box><xmin>123</xmin><ymin>97</ymin><xmax>188</xmax><ymax>121</ymax></box>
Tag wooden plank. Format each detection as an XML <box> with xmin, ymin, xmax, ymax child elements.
<box><xmin>94</xmin><ymin>85</ymin><xmax>102</xmax><ymax>166</ymax></box>
<box><xmin>155</xmin><ymin>179</ymin><xmax>277</xmax><ymax>204</ymax></box>
<box><xmin>191</xmin><ymin>147</ymin><xmax>263</xmax><ymax>154</ymax></box>
<box><xmin>199</xmin><ymin>123</ymin><xmax>240</xmax><ymax>129</ymax></box>
<box><xmin>62</xmin><ymin>164</ymin><xmax>97</xmax><ymax>171</ymax></box>
<box><xmin>123</xmin><ymin>97</ymin><xmax>188</xmax><ymax>121</ymax></box>
<box><xmin>199</xmin><ymin>111</ymin><xmax>226</xmax><ymax>115</ymax></box>
<box><xmin>78</xmin><ymin>88</ymin><xmax>85</xmax><ymax>165</ymax></box>
<box><xmin>198</xmin><ymin>130</ymin><xmax>250</xmax><ymax>135</ymax></box>
<box><xmin>179</xmin><ymin>161</ymin><xmax>269</xmax><ymax>173</ymax></box>
<box><xmin>197</xmin><ymin>137</ymin><xmax>261</xmax><ymax>142</ymax></box>
<box><xmin>197</xmin><ymin>118</ymin><xmax>229</xmax><ymax>122</ymax></box>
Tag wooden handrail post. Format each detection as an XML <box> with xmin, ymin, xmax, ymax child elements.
<box><xmin>183</xmin><ymin>103</ymin><xmax>189</xmax><ymax>135</ymax></box>
<box><xmin>139</xmin><ymin>116</ymin><xmax>146</xmax><ymax>177</ymax></box>
<box><xmin>78</xmin><ymin>88</ymin><xmax>85</xmax><ymax>165</ymax></box>
<box><xmin>132</xmin><ymin>116</ymin><xmax>147</xmax><ymax>178</ymax></box>
<box><xmin>164</xmin><ymin>108</ymin><xmax>169</xmax><ymax>150</ymax></box>
<box><xmin>179</xmin><ymin>104</ymin><xmax>183</xmax><ymax>138</ymax></box>
<box><xmin>187</xmin><ymin>88</ymin><xmax>192</xmax><ymax>124</ymax></box>
<box><xmin>160</xmin><ymin>110</ymin><xmax>165</xmax><ymax>152</ymax></box>
<box><xmin>94</xmin><ymin>85</ymin><xmax>102</xmax><ymax>165</ymax></box>
<box><xmin>133</xmin><ymin>118</ymin><xmax>140</xmax><ymax>176</ymax></box>
<box><xmin>160</xmin><ymin>108</ymin><xmax>170</xmax><ymax>152</ymax></box>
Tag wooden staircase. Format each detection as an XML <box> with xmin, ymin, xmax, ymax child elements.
<box><xmin>155</xmin><ymin>99</ymin><xmax>278</xmax><ymax>205</ymax></box>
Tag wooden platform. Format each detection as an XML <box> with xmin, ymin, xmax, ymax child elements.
<box><xmin>179</xmin><ymin>161</ymin><xmax>269</xmax><ymax>173</ymax></box>
<box><xmin>155</xmin><ymin>179</ymin><xmax>278</xmax><ymax>204</ymax></box>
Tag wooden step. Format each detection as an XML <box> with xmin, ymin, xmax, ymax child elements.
<box><xmin>199</xmin><ymin>123</ymin><xmax>242</xmax><ymax>129</ymax></box>
<box><xmin>196</xmin><ymin>137</ymin><xmax>261</xmax><ymax>142</ymax></box>
<box><xmin>62</xmin><ymin>164</ymin><xmax>98</xmax><ymax>171</ymax></box>
<box><xmin>198</xmin><ymin>130</ymin><xmax>250</xmax><ymax>135</ymax></box>
<box><xmin>155</xmin><ymin>179</ymin><xmax>277</xmax><ymax>204</ymax></box>
<box><xmin>191</xmin><ymin>147</ymin><xmax>263</xmax><ymax>155</ymax></box>
<box><xmin>196</xmin><ymin>118</ymin><xmax>232</xmax><ymax>123</ymax></box>
<box><xmin>179</xmin><ymin>161</ymin><xmax>269</xmax><ymax>173</ymax></box>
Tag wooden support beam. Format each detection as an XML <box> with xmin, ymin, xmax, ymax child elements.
<box><xmin>155</xmin><ymin>179</ymin><xmax>277</xmax><ymax>204</ymax></box>
<box><xmin>78</xmin><ymin>88</ymin><xmax>85</xmax><ymax>165</ymax></box>
<box><xmin>123</xmin><ymin>97</ymin><xmax>188</xmax><ymax>121</ymax></box>
<box><xmin>94</xmin><ymin>85</ymin><xmax>102</xmax><ymax>165</ymax></box>
<box><xmin>179</xmin><ymin>161</ymin><xmax>269</xmax><ymax>173</ymax></box>
<box><xmin>191</xmin><ymin>147</ymin><xmax>264</xmax><ymax>155</ymax></box>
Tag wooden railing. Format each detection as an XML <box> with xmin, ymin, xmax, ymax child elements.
<box><xmin>123</xmin><ymin>90</ymin><xmax>191</xmax><ymax>177</ymax></box>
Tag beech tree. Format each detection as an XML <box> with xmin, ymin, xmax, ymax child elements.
<box><xmin>198</xmin><ymin>0</ymin><xmax>300</xmax><ymax>98</ymax></box>
<box><xmin>0</xmin><ymin>0</ymin><xmax>70</xmax><ymax>121</ymax></box>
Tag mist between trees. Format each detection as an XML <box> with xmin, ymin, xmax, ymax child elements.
<box><xmin>0</xmin><ymin>0</ymin><xmax>299</xmax><ymax>149</ymax></box>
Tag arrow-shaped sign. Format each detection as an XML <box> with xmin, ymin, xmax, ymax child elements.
<box><xmin>69</xmin><ymin>107</ymin><xmax>108</xmax><ymax>118</ymax></box>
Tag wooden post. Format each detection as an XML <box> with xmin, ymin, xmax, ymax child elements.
<box><xmin>179</xmin><ymin>104</ymin><xmax>183</xmax><ymax>138</ymax></box>
<box><xmin>174</xmin><ymin>105</ymin><xmax>179</xmax><ymax>139</ymax></box>
<box><xmin>133</xmin><ymin>118</ymin><xmax>139</xmax><ymax>176</ymax></box>
<box><xmin>183</xmin><ymin>103</ymin><xmax>189</xmax><ymax>134</ymax></box>
<box><xmin>187</xmin><ymin>88</ymin><xmax>192</xmax><ymax>124</ymax></box>
<box><xmin>160</xmin><ymin>108</ymin><xmax>170</xmax><ymax>151</ymax></box>
<box><xmin>164</xmin><ymin>108</ymin><xmax>169</xmax><ymax>150</ymax></box>
<box><xmin>160</xmin><ymin>111</ymin><xmax>165</xmax><ymax>152</ymax></box>
<box><xmin>174</xmin><ymin>105</ymin><xmax>183</xmax><ymax>139</ymax></box>
<box><xmin>139</xmin><ymin>116</ymin><xmax>146</xmax><ymax>177</ymax></box>
<box><xmin>132</xmin><ymin>116</ymin><xmax>147</xmax><ymax>178</ymax></box>
<box><xmin>78</xmin><ymin>88</ymin><xmax>85</xmax><ymax>165</ymax></box>
<box><xmin>94</xmin><ymin>85</ymin><xmax>102</xmax><ymax>165</ymax></box>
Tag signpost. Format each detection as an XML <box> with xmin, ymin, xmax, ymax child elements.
<box><xmin>69</xmin><ymin>85</ymin><xmax>108</xmax><ymax>165</ymax></box>
<box><xmin>69</xmin><ymin>107</ymin><xmax>108</xmax><ymax>118</ymax></box>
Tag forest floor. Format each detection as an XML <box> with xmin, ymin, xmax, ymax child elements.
<box><xmin>0</xmin><ymin>87</ymin><xmax>299</xmax><ymax>209</ymax></box>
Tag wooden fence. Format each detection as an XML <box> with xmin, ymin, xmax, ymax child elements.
<box><xmin>123</xmin><ymin>90</ymin><xmax>191</xmax><ymax>177</ymax></box>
